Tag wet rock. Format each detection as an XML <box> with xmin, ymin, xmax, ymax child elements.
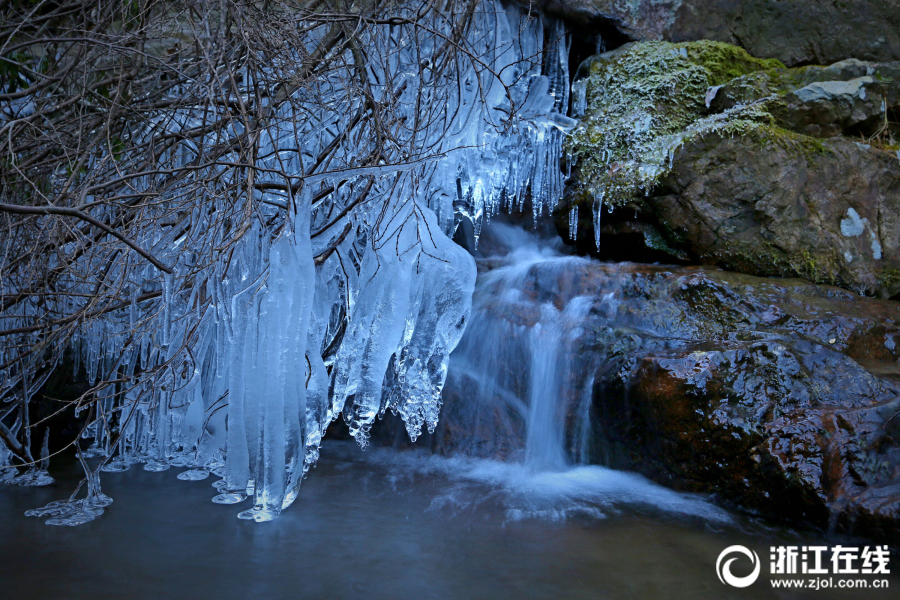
<box><xmin>563</xmin><ymin>41</ymin><xmax>900</xmax><ymax>297</ymax></box>
<box><xmin>528</xmin><ymin>0</ymin><xmax>900</xmax><ymax>67</ymax></box>
<box><xmin>445</xmin><ymin>257</ymin><xmax>900</xmax><ymax>539</ymax></box>
<box><xmin>581</xmin><ymin>265</ymin><xmax>900</xmax><ymax>541</ymax></box>
<box><xmin>598</xmin><ymin>337</ymin><xmax>900</xmax><ymax>535</ymax></box>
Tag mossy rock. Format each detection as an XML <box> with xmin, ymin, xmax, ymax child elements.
<box><xmin>568</xmin><ymin>40</ymin><xmax>784</xmax><ymax>210</ymax></box>
<box><xmin>651</xmin><ymin>133</ymin><xmax>900</xmax><ymax>297</ymax></box>
<box><xmin>681</xmin><ymin>40</ymin><xmax>784</xmax><ymax>86</ymax></box>
<box><xmin>566</xmin><ymin>41</ymin><xmax>900</xmax><ymax>298</ymax></box>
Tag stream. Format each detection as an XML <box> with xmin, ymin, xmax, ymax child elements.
<box><xmin>2</xmin><ymin>222</ymin><xmax>895</xmax><ymax>599</ymax></box>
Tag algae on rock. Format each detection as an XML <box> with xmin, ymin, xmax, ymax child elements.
<box><xmin>567</xmin><ymin>40</ymin><xmax>784</xmax><ymax>222</ymax></box>
<box><xmin>564</xmin><ymin>41</ymin><xmax>900</xmax><ymax>298</ymax></box>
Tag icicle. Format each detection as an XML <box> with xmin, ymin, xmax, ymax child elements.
<box><xmin>569</xmin><ymin>205</ymin><xmax>579</xmax><ymax>241</ymax></box>
<box><xmin>12</xmin><ymin>0</ymin><xmax>574</xmax><ymax>525</ymax></box>
<box><xmin>572</xmin><ymin>80</ymin><xmax>587</xmax><ymax>118</ymax></box>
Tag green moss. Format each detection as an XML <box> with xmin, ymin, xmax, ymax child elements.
<box><xmin>680</xmin><ymin>40</ymin><xmax>785</xmax><ymax>86</ymax></box>
<box><xmin>706</xmin><ymin>238</ymin><xmax>848</xmax><ymax>292</ymax></box>
<box><xmin>877</xmin><ymin>268</ymin><xmax>900</xmax><ymax>292</ymax></box>
<box><xmin>568</xmin><ymin>40</ymin><xmax>785</xmax><ymax>210</ymax></box>
<box><xmin>749</xmin><ymin>124</ymin><xmax>832</xmax><ymax>160</ymax></box>
<box><xmin>779</xmin><ymin>245</ymin><xmax>855</xmax><ymax>291</ymax></box>
<box><xmin>791</xmin><ymin>250</ymin><xmax>841</xmax><ymax>287</ymax></box>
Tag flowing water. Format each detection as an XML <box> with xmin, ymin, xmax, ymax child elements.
<box><xmin>431</xmin><ymin>223</ymin><xmax>599</xmax><ymax>467</ymax></box>
<box><xmin>1</xmin><ymin>223</ymin><xmax>894</xmax><ymax>599</ymax></box>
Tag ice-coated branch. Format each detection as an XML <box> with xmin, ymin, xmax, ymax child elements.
<box><xmin>0</xmin><ymin>204</ymin><xmax>173</xmax><ymax>274</ymax></box>
<box><xmin>0</xmin><ymin>0</ymin><xmax>571</xmax><ymax>524</ymax></box>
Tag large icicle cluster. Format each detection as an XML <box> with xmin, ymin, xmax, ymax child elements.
<box><xmin>0</xmin><ymin>1</ymin><xmax>571</xmax><ymax>523</ymax></box>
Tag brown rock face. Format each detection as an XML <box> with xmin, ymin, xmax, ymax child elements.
<box><xmin>580</xmin><ymin>264</ymin><xmax>900</xmax><ymax>541</ymax></box>
<box><xmin>598</xmin><ymin>334</ymin><xmax>900</xmax><ymax>533</ymax></box>
<box><xmin>445</xmin><ymin>256</ymin><xmax>900</xmax><ymax>539</ymax></box>
<box><xmin>528</xmin><ymin>0</ymin><xmax>900</xmax><ymax>67</ymax></box>
<box><xmin>652</xmin><ymin>134</ymin><xmax>900</xmax><ymax>298</ymax></box>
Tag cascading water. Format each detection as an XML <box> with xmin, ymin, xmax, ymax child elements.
<box><xmin>367</xmin><ymin>220</ymin><xmax>732</xmax><ymax>524</ymax></box>
<box><xmin>524</xmin><ymin>298</ymin><xmax>592</xmax><ymax>471</ymax></box>
<box><xmin>437</xmin><ymin>222</ymin><xmax>598</xmax><ymax>471</ymax></box>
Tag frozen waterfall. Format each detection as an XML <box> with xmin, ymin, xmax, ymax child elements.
<box><xmin>1</xmin><ymin>1</ymin><xmax>574</xmax><ymax>523</ymax></box>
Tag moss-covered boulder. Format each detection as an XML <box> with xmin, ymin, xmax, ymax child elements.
<box><xmin>563</xmin><ymin>41</ymin><xmax>900</xmax><ymax>298</ymax></box>
<box><xmin>529</xmin><ymin>0</ymin><xmax>900</xmax><ymax>67</ymax></box>
<box><xmin>567</xmin><ymin>40</ymin><xmax>785</xmax><ymax>210</ymax></box>
<box><xmin>709</xmin><ymin>59</ymin><xmax>900</xmax><ymax>138</ymax></box>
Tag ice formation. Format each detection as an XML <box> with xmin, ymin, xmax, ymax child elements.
<box><xmin>0</xmin><ymin>2</ymin><xmax>571</xmax><ymax>523</ymax></box>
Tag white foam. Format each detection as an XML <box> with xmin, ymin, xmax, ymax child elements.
<box><xmin>363</xmin><ymin>448</ymin><xmax>733</xmax><ymax>525</ymax></box>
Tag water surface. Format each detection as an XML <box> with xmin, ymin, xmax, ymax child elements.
<box><xmin>1</xmin><ymin>441</ymin><xmax>890</xmax><ymax>600</ymax></box>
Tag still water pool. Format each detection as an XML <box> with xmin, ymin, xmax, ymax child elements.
<box><xmin>0</xmin><ymin>441</ymin><xmax>893</xmax><ymax>600</ymax></box>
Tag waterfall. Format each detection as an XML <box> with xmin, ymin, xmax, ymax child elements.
<box><xmin>387</xmin><ymin>221</ymin><xmax>733</xmax><ymax>524</ymax></box>
<box><xmin>524</xmin><ymin>299</ymin><xmax>593</xmax><ymax>470</ymax></box>
<box><xmin>439</xmin><ymin>222</ymin><xmax>598</xmax><ymax>469</ymax></box>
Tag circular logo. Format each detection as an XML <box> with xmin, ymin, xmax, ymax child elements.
<box><xmin>716</xmin><ymin>545</ymin><xmax>761</xmax><ymax>588</ymax></box>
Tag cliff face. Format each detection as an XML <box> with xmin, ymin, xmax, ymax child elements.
<box><xmin>527</xmin><ymin>0</ymin><xmax>900</xmax><ymax>67</ymax></box>
<box><xmin>560</xmin><ymin>41</ymin><xmax>900</xmax><ymax>298</ymax></box>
